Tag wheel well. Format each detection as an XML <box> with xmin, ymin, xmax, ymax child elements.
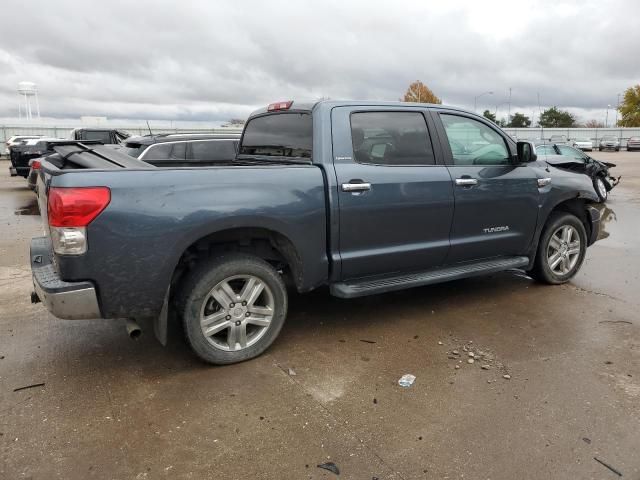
<box><xmin>170</xmin><ymin>228</ymin><xmax>303</xmax><ymax>294</ymax></box>
<box><xmin>548</xmin><ymin>198</ymin><xmax>591</xmax><ymax>238</ymax></box>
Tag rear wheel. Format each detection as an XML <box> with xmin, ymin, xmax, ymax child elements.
<box><xmin>529</xmin><ymin>212</ymin><xmax>587</xmax><ymax>284</ymax></box>
<box><xmin>594</xmin><ymin>176</ymin><xmax>608</xmax><ymax>202</ymax></box>
<box><xmin>178</xmin><ymin>253</ymin><xmax>288</xmax><ymax>364</ymax></box>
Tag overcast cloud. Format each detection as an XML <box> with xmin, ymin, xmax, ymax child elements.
<box><xmin>1</xmin><ymin>0</ymin><xmax>638</xmax><ymax>125</ymax></box>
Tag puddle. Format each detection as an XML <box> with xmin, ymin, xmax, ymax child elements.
<box><xmin>14</xmin><ymin>199</ymin><xmax>40</xmax><ymax>216</ymax></box>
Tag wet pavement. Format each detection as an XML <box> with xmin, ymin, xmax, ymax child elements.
<box><xmin>1</xmin><ymin>153</ymin><xmax>639</xmax><ymax>479</ymax></box>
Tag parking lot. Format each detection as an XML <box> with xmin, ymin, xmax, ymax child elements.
<box><xmin>0</xmin><ymin>152</ymin><xmax>639</xmax><ymax>479</ymax></box>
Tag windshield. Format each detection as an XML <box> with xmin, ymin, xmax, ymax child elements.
<box><xmin>239</xmin><ymin>112</ymin><xmax>312</xmax><ymax>159</ymax></box>
<box><xmin>603</xmin><ymin>136</ymin><xmax>617</xmax><ymax>141</ymax></box>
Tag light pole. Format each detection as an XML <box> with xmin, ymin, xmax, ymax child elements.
<box><xmin>605</xmin><ymin>104</ymin><xmax>611</xmax><ymax>128</ymax></box>
<box><xmin>474</xmin><ymin>91</ymin><xmax>493</xmax><ymax>113</ymax></box>
<box><xmin>615</xmin><ymin>93</ymin><xmax>621</xmax><ymax>126</ymax></box>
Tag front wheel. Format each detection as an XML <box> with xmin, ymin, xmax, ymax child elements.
<box><xmin>178</xmin><ymin>253</ymin><xmax>288</xmax><ymax>364</ymax></box>
<box><xmin>529</xmin><ymin>212</ymin><xmax>587</xmax><ymax>284</ymax></box>
<box><xmin>594</xmin><ymin>176</ymin><xmax>608</xmax><ymax>202</ymax></box>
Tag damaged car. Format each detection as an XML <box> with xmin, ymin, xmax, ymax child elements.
<box><xmin>536</xmin><ymin>143</ymin><xmax>619</xmax><ymax>202</ymax></box>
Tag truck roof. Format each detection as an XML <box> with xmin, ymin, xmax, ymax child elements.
<box><xmin>248</xmin><ymin>99</ymin><xmax>474</xmax><ymax>118</ymax></box>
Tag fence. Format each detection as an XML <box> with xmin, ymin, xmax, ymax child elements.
<box><xmin>0</xmin><ymin>125</ymin><xmax>243</xmax><ymax>145</ymax></box>
<box><xmin>502</xmin><ymin>127</ymin><xmax>640</xmax><ymax>148</ymax></box>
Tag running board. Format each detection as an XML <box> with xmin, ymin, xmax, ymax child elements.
<box><xmin>330</xmin><ymin>256</ymin><xmax>530</xmax><ymax>298</ymax></box>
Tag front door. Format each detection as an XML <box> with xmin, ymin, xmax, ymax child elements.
<box><xmin>331</xmin><ymin>106</ymin><xmax>454</xmax><ymax>279</ymax></box>
<box><xmin>433</xmin><ymin>111</ymin><xmax>539</xmax><ymax>264</ymax></box>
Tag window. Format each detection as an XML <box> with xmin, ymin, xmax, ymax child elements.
<box><xmin>83</xmin><ymin>131</ymin><xmax>112</xmax><ymax>144</ymax></box>
<box><xmin>440</xmin><ymin>114</ymin><xmax>510</xmax><ymax>165</ymax></box>
<box><xmin>557</xmin><ymin>145</ymin><xmax>587</xmax><ymax>160</ymax></box>
<box><xmin>350</xmin><ymin>112</ymin><xmax>435</xmax><ymax>165</ymax></box>
<box><xmin>143</xmin><ymin>142</ymin><xmax>186</xmax><ymax>161</ymax></box>
<box><xmin>239</xmin><ymin>113</ymin><xmax>312</xmax><ymax>158</ymax></box>
<box><xmin>189</xmin><ymin>140</ymin><xmax>237</xmax><ymax>161</ymax></box>
<box><xmin>535</xmin><ymin>145</ymin><xmax>555</xmax><ymax>156</ymax></box>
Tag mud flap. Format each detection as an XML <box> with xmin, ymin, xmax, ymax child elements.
<box><xmin>154</xmin><ymin>288</ymin><xmax>170</xmax><ymax>346</ymax></box>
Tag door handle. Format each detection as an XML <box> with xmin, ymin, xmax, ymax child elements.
<box><xmin>342</xmin><ymin>182</ymin><xmax>371</xmax><ymax>192</ymax></box>
<box><xmin>455</xmin><ymin>178</ymin><xmax>478</xmax><ymax>186</ymax></box>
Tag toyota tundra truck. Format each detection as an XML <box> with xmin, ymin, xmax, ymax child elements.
<box><xmin>30</xmin><ymin>100</ymin><xmax>601</xmax><ymax>364</ymax></box>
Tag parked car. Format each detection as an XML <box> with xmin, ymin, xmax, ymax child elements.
<box><xmin>549</xmin><ymin>134</ymin><xmax>568</xmax><ymax>145</ymax></box>
<box><xmin>8</xmin><ymin>137</ymin><xmax>61</xmax><ymax>177</ymax></box>
<box><xmin>626</xmin><ymin>136</ymin><xmax>640</xmax><ymax>151</ymax></box>
<box><xmin>599</xmin><ymin>136</ymin><xmax>620</xmax><ymax>151</ymax></box>
<box><xmin>4</xmin><ymin>135</ymin><xmax>43</xmax><ymax>155</ymax></box>
<box><xmin>68</xmin><ymin>128</ymin><xmax>130</xmax><ymax>144</ymax></box>
<box><xmin>572</xmin><ymin>138</ymin><xmax>593</xmax><ymax>151</ymax></box>
<box><xmin>30</xmin><ymin>100</ymin><xmax>603</xmax><ymax>365</ymax></box>
<box><xmin>123</xmin><ymin>133</ymin><xmax>240</xmax><ymax>167</ymax></box>
<box><xmin>535</xmin><ymin>144</ymin><xmax>619</xmax><ymax>202</ymax></box>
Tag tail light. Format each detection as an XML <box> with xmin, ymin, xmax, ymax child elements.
<box><xmin>31</xmin><ymin>160</ymin><xmax>41</xmax><ymax>170</ymax></box>
<box><xmin>267</xmin><ymin>100</ymin><xmax>293</xmax><ymax>111</ymax></box>
<box><xmin>48</xmin><ymin>187</ymin><xmax>110</xmax><ymax>255</ymax></box>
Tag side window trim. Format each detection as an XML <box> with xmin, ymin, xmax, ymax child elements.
<box><xmin>348</xmin><ymin>109</ymin><xmax>437</xmax><ymax>167</ymax></box>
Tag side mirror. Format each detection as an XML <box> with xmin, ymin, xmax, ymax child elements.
<box><xmin>517</xmin><ymin>141</ymin><xmax>537</xmax><ymax>163</ymax></box>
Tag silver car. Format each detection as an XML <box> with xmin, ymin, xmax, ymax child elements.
<box><xmin>599</xmin><ymin>135</ymin><xmax>620</xmax><ymax>151</ymax></box>
<box><xmin>572</xmin><ymin>138</ymin><xmax>593</xmax><ymax>151</ymax></box>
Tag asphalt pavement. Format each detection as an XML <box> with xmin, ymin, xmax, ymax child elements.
<box><xmin>1</xmin><ymin>152</ymin><xmax>639</xmax><ymax>479</ymax></box>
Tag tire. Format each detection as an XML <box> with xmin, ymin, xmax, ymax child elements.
<box><xmin>177</xmin><ymin>253</ymin><xmax>288</xmax><ymax>365</ymax></box>
<box><xmin>599</xmin><ymin>147</ymin><xmax>603</xmax><ymax>151</ymax></box>
<box><xmin>593</xmin><ymin>176</ymin><xmax>608</xmax><ymax>202</ymax></box>
<box><xmin>529</xmin><ymin>212</ymin><xmax>588</xmax><ymax>284</ymax></box>
<box><xmin>615</xmin><ymin>147</ymin><xmax>620</xmax><ymax>152</ymax></box>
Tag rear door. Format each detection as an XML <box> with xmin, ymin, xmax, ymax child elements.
<box><xmin>332</xmin><ymin>106</ymin><xmax>454</xmax><ymax>279</ymax></box>
<box><xmin>432</xmin><ymin>111</ymin><xmax>539</xmax><ymax>263</ymax></box>
<box><xmin>139</xmin><ymin>141</ymin><xmax>187</xmax><ymax>167</ymax></box>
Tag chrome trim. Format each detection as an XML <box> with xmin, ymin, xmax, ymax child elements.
<box><xmin>455</xmin><ymin>178</ymin><xmax>478</xmax><ymax>186</ymax></box>
<box><xmin>342</xmin><ymin>182</ymin><xmax>371</xmax><ymax>192</ymax></box>
<box><xmin>32</xmin><ymin>279</ymin><xmax>101</xmax><ymax>320</ymax></box>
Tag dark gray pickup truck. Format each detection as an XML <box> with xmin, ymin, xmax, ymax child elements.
<box><xmin>30</xmin><ymin>100</ymin><xmax>601</xmax><ymax>364</ymax></box>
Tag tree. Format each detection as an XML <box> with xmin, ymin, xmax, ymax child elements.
<box><xmin>482</xmin><ymin>110</ymin><xmax>497</xmax><ymax>123</ymax></box>
<box><xmin>226</xmin><ymin>118</ymin><xmax>245</xmax><ymax>126</ymax></box>
<box><xmin>618</xmin><ymin>85</ymin><xmax>640</xmax><ymax>127</ymax></box>
<box><xmin>537</xmin><ymin>107</ymin><xmax>576</xmax><ymax>128</ymax></box>
<box><xmin>402</xmin><ymin>80</ymin><xmax>442</xmax><ymax>104</ymax></box>
<box><xmin>508</xmin><ymin>112</ymin><xmax>531</xmax><ymax>128</ymax></box>
<box><xmin>584</xmin><ymin>119</ymin><xmax>604</xmax><ymax>128</ymax></box>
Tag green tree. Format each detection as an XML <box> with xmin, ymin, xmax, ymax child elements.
<box><xmin>508</xmin><ymin>112</ymin><xmax>531</xmax><ymax>128</ymax></box>
<box><xmin>618</xmin><ymin>85</ymin><xmax>640</xmax><ymax>127</ymax></box>
<box><xmin>402</xmin><ymin>80</ymin><xmax>442</xmax><ymax>104</ymax></box>
<box><xmin>482</xmin><ymin>110</ymin><xmax>497</xmax><ymax>123</ymax></box>
<box><xmin>538</xmin><ymin>107</ymin><xmax>576</xmax><ymax>128</ymax></box>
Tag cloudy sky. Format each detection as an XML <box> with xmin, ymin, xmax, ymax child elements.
<box><xmin>1</xmin><ymin>0</ymin><xmax>638</xmax><ymax>126</ymax></box>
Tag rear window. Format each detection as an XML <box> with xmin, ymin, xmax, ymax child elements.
<box><xmin>124</xmin><ymin>143</ymin><xmax>147</xmax><ymax>158</ymax></box>
<box><xmin>83</xmin><ymin>131</ymin><xmax>112</xmax><ymax>143</ymax></box>
<box><xmin>143</xmin><ymin>142</ymin><xmax>186</xmax><ymax>161</ymax></box>
<box><xmin>239</xmin><ymin>113</ymin><xmax>312</xmax><ymax>158</ymax></box>
<box><xmin>189</xmin><ymin>140</ymin><xmax>237</xmax><ymax>161</ymax></box>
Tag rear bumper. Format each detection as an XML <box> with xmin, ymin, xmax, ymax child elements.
<box><xmin>586</xmin><ymin>206</ymin><xmax>600</xmax><ymax>246</ymax></box>
<box><xmin>30</xmin><ymin>236</ymin><xmax>102</xmax><ymax>320</ymax></box>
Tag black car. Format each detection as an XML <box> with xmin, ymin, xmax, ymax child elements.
<box><xmin>9</xmin><ymin>129</ymin><xmax>130</xmax><ymax>178</ymax></box>
<box><xmin>536</xmin><ymin>143</ymin><xmax>619</xmax><ymax>202</ymax></box>
<box><xmin>123</xmin><ymin>133</ymin><xmax>240</xmax><ymax>167</ymax></box>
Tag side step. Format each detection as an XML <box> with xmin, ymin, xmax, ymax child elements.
<box><xmin>330</xmin><ymin>256</ymin><xmax>530</xmax><ymax>298</ymax></box>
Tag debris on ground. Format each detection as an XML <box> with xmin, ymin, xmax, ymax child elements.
<box><xmin>13</xmin><ymin>383</ymin><xmax>45</xmax><ymax>392</ymax></box>
<box><xmin>359</xmin><ymin>339</ymin><xmax>376</xmax><ymax>344</ymax></box>
<box><xmin>317</xmin><ymin>462</ymin><xmax>340</xmax><ymax>475</ymax></box>
<box><xmin>582</xmin><ymin>437</ymin><xmax>591</xmax><ymax>444</ymax></box>
<box><xmin>481</xmin><ymin>365</ymin><xmax>490</xmax><ymax>370</ymax></box>
<box><xmin>437</xmin><ymin>341</ymin><xmax>443</xmax><ymax>345</ymax></box>
<box><xmin>467</xmin><ymin>358</ymin><xmax>475</xmax><ymax>364</ymax></box>
<box><xmin>398</xmin><ymin>374</ymin><xmax>416</xmax><ymax>387</ymax></box>
<box><xmin>288</xmin><ymin>368</ymin><xmax>297</xmax><ymax>376</ymax></box>
<box><xmin>503</xmin><ymin>374</ymin><xmax>511</xmax><ymax>380</ymax></box>
<box><xmin>445</xmin><ymin>341</ymin><xmax>510</xmax><ymax>378</ymax></box>
<box><xmin>593</xmin><ymin>457</ymin><xmax>622</xmax><ymax>477</ymax></box>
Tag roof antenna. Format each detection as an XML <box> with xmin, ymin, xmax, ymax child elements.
<box><xmin>146</xmin><ymin>120</ymin><xmax>153</xmax><ymax>136</ymax></box>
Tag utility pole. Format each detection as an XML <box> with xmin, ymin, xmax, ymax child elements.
<box><xmin>615</xmin><ymin>93</ymin><xmax>620</xmax><ymax>126</ymax></box>
<box><xmin>507</xmin><ymin>87</ymin><xmax>512</xmax><ymax>126</ymax></box>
